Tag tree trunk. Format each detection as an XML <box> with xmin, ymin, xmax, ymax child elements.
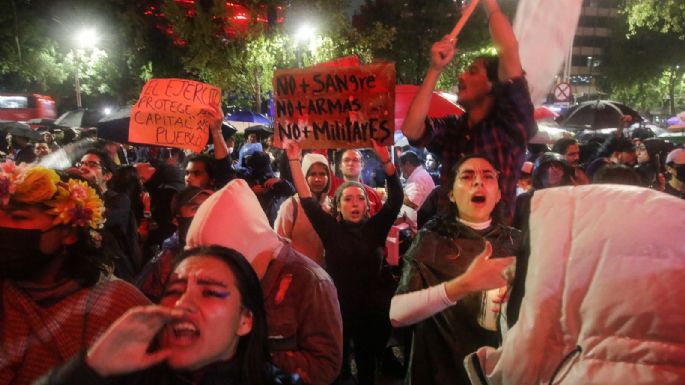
<box><xmin>668</xmin><ymin>66</ymin><xmax>677</xmax><ymax>116</ymax></box>
<box><xmin>11</xmin><ymin>0</ymin><xmax>22</xmax><ymax>64</ymax></box>
<box><xmin>255</xmin><ymin>81</ymin><xmax>262</xmax><ymax>113</ymax></box>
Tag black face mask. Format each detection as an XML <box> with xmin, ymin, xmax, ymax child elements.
<box><xmin>0</xmin><ymin>226</ymin><xmax>57</xmax><ymax>281</ymax></box>
<box><xmin>675</xmin><ymin>165</ymin><xmax>685</xmax><ymax>182</ymax></box>
<box><xmin>176</xmin><ymin>217</ymin><xmax>193</xmax><ymax>247</ymax></box>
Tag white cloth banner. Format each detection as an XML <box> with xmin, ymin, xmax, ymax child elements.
<box><xmin>513</xmin><ymin>0</ymin><xmax>583</xmax><ymax>106</ymax></box>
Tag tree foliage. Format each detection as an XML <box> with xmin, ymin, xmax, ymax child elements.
<box><xmin>623</xmin><ymin>0</ymin><xmax>685</xmax><ymax>40</ymax></box>
<box><xmin>159</xmin><ymin>0</ymin><xmax>394</xmax><ymax>112</ymax></box>
<box><xmin>599</xmin><ymin>5</ymin><xmax>685</xmax><ymax>115</ymax></box>
<box><xmin>352</xmin><ymin>0</ymin><xmax>511</xmax><ymax>90</ymax></box>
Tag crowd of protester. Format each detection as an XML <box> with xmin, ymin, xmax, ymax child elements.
<box><xmin>1</xmin><ymin>1</ymin><xmax>684</xmax><ymax>385</ymax></box>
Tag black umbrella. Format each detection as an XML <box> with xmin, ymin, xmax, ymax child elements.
<box><xmin>244</xmin><ymin>124</ymin><xmax>273</xmax><ymax>140</ymax></box>
<box><xmin>208</xmin><ymin>121</ymin><xmax>238</xmax><ymax>145</ymax></box>
<box><xmin>97</xmin><ymin>107</ymin><xmax>235</xmax><ymax>146</ymax></box>
<box><xmin>559</xmin><ymin>100</ymin><xmax>642</xmax><ymax>130</ymax></box>
<box><xmin>96</xmin><ymin>107</ymin><xmax>131</xmax><ymax>144</ymax></box>
<box><xmin>55</xmin><ymin>108</ymin><xmax>105</xmax><ymax>128</ymax></box>
<box><xmin>0</xmin><ymin>120</ymin><xmax>42</xmax><ymax>141</ymax></box>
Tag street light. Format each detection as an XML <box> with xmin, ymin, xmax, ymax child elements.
<box><xmin>73</xmin><ymin>28</ymin><xmax>99</xmax><ymax>108</ymax></box>
<box><xmin>293</xmin><ymin>24</ymin><xmax>316</xmax><ymax>67</ymax></box>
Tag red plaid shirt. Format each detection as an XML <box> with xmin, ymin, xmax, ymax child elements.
<box><xmin>0</xmin><ymin>278</ymin><xmax>150</xmax><ymax>385</ymax></box>
<box><xmin>410</xmin><ymin>77</ymin><xmax>536</xmax><ymax>216</ymax></box>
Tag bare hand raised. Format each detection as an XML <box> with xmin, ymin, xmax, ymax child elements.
<box><xmin>86</xmin><ymin>305</ymin><xmax>185</xmax><ymax>377</ymax></box>
<box><xmin>370</xmin><ymin>139</ymin><xmax>390</xmax><ymax>164</ymax></box>
<box><xmin>283</xmin><ymin>139</ymin><xmax>302</xmax><ymax>161</ymax></box>
<box><xmin>431</xmin><ymin>36</ymin><xmax>457</xmax><ymax>71</ymax></box>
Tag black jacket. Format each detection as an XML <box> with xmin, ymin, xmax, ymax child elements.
<box><xmin>300</xmin><ymin>172</ymin><xmax>403</xmax><ymax>315</ymax></box>
<box><xmin>397</xmin><ymin>216</ymin><xmax>524</xmax><ymax>385</ymax></box>
<box><xmin>34</xmin><ymin>352</ymin><xmax>302</xmax><ymax>385</ymax></box>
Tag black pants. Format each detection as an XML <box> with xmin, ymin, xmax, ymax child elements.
<box><xmin>340</xmin><ymin>307</ymin><xmax>391</xmax><ymax>385</ymax></box>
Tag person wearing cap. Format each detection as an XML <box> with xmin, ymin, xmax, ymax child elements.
<box><xmin>664</xmin><ymin>148</ymin><xmax>685</xmax><ymax>199</ymax></box>
<box><xmin>243</xmin><ymin>151</ymin><xmax>295</xmax><ymax>227</ymax></box>
<box><xmin>400</xmin><ymin>0</ymin><xmax>536</xmax><ymax>219</ymax></box>
<box><xmin>184</xmin><ymin>179</ymin><xmax>343</xmax><ymax>385</ymax></box>
<box><xmin>135</xmin><ymin>186</ymin><xmax>213</xmax><ymax>302</ymax></box>
<box><xmin>0</xmin><ymin>161</ymin><xmax>149</xmax><ymax>385</ymax></box>
<box><xmin>274</xmin><ymin>153</ymin><xmax>331</xmax><ymax>267</ymax></box>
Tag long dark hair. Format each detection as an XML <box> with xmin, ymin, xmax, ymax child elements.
<box><xmin>172</xmin><ymin>245</ymin><xmax>271</xmax><ymax>385</ymax></box>
<box><xmin>443</xmin><ymin>154</ymin><xmax>507</xmax><ymax>225</ymax></box>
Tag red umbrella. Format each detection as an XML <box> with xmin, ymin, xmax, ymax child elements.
<box><xmin>534</xmin><ymin>106</ymin><xmax>559</xmax><ymax>121</ymax></box>
<box><xmin>395</xmin><ymin>85</ymin><xmax>464</xmax><ymax>131</ymax></box>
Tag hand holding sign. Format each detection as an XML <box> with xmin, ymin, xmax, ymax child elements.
<box><xmin>370</xmin><ymin>139</ymin><xmax>391</xmax><ymax>164</ymax></box>
<box><xmin>283</xmin><ymin>138</ymin><xmax>302</xmax><ymax>161</ymax></box>
<box><xmin>129</xmin><ymin>78</ymin><xmax>222</xmax><ymax>152</ymax></box>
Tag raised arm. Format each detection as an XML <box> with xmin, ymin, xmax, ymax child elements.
<box><xmin>401</xmin><ymin>36</ymin><xmax>457</xmax><ymax>142</ymax></box>
<box><xmin>209</xmin><ymin>107</ymin><xmax>229</xmax><ymax>161</ymax></box>
<box><xmin>283</xmin><ymin>140</ymin><xmax>311</xmax><ymax>199</ymax></box>
<box><xmin>483</xmin><ymin>0</ymin><xmax>523</xmax><ymax>80</ymax></box>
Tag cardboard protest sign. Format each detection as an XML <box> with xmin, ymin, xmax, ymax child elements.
<box><xmin>272</xmin><ymin>63</ymin><xmax>395</xmax><ymax>150</ymax></box>
<box><xmin>129</xmin><ymin>78</ymin><xmax>222</xmax><ymax>152</ymax></box>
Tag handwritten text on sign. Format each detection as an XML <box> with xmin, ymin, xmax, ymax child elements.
<box><xmin>273</xmin><ymin>63</ymin><xmax>395</xmax><ymax>149</ymax></box>
<box><xmin>129</xmin><ymin>78</ymin><xmax>221</xmax><ymax>152</ymax></box>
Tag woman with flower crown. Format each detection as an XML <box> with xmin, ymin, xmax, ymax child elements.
<box><xmin>0</xmin><ymin>160</ymin><xmax>150</xmax><ymax>385</ymax></box>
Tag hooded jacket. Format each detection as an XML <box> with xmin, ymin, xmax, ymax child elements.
<box><xmin>466</xmin><ymin>185</ymin><xmax>685</xmax><ymax>385</ymax></box>
<box><xmin>185</xmin><ymin>179</ymin><xmax>342</xmax><ymax>385</ymax></box>
<box><xmin>274</xmin><ymin>153</ymin><xmax>331</xmax><ymax>267</ymax></box>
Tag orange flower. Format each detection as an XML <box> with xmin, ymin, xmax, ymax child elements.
<box><xmin>47</xmin><ymin>179</ymin><xmax>105</xmax><ymax>229</ymax></box>
<box><xmin>13</xmin><ymin>166</ymin><xmax>59</xmax><ymax>204</ymax></box>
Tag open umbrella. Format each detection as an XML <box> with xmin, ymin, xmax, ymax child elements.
<box><xmin>244</xmin><ymin>124</ymin><xmax>273</xmax><ymax>141</ymax></box>
<box><xmin>534</xmin><ymin>106</ymin><xmax>559</xmax><ymax>121</ymax></box>
<box><xmin>0</xmin><ymin>120</ymin><xmax>42</xmax><ymax>141</ymax></box>
<box><xmin>227</xmin><ymin>111</ymin><xmax>271</xmax><ymax>125</ymax></box>
<box><xmin>667</xmin><ymin>111</ymin><xmax>685</xmax><ymax>132</ymax></box>
<box><xmin>55</xmin><ymin>108</ymin><xmax>105</xmax><ymax>128</ymax></box>
<box><xmin>208</xmin><ymin>121</ymin><xmax>238</xmax><ymax>145</ymax></box>
<box><xmin>96</xmin><ymin>106</ymin><xmax>132</xmax><ymax>143</ymax></box>
<box><xmin>529</xmin><ymin>121</ymin><xmax>572</xmax><ymax>144</ymax></box>
<box><xmin>395</xmin><ymin>85</ymin><xmax>464</xmax><ymax>130</ymax></box>
<box><xmin>559</xmin><ymin>100</ymin><xmax>642</xmax><ymax>130</ymax></box>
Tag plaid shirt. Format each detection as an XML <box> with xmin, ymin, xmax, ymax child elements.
<box><xmin>410</xmin><ymin>77</ymin><xmax>536</xmax><ymax>216</ymax></box>
<box><xmin>0</xmin><ymin>278</ymin><xmax>150</xmax><ymax>385</ymax></box>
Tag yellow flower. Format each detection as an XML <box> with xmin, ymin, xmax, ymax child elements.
<box><xmin>13</xmin><ymin>166</ymin><xmax>60</xmax><ymax>204</ymax></box>
<box><xmin>47</xmin><ymin>179</ymin><xmax>105</xmax><ymax>229</ymax></box>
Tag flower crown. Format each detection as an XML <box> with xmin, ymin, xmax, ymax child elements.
<box><xmin>0</xmin><ymin>160</ymin><xmax>105</xmax><ymax>229</ymax></box>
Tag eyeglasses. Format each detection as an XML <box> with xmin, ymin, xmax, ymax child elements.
<box><xmin>77</xmin><ymin>161</ymin><xmax>102</xmax><ymax>169</ymax></box>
